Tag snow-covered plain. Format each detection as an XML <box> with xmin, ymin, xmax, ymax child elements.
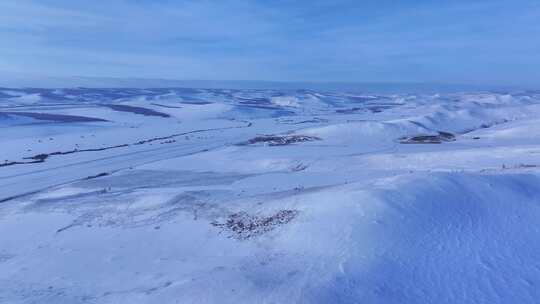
<box><xmin>1</xmin><ymin>87</ymin><xmax>540</xmax><ymax>303</ymax></box>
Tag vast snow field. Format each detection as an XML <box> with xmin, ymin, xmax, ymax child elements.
<box><xmin>1</xmin><ymin>87</ymin><xmax>540</xmax><ymax>303</ymax></box>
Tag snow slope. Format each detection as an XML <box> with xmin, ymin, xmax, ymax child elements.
<box><xmin>1</xmin><ymin>88</ymin><xmax>540</xmax><ymax>303</ymax></box>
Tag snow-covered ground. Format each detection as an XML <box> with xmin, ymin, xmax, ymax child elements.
<box><xmin>1</xmin><ymin>87</ymin><xmax>540</xmax><ymax>303</ymax></box>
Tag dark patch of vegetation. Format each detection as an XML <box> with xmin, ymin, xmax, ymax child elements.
<box><xmin>0</xmin><ymin>112</ymin><xmax>108</xmax><ymax>123</ymax></box>
<box><xmin>160</xmin><ymin>140</ymin><xmax>176</xmax><ymax>144</ymax></box>
<box><xmin>242</xmin><ymin>135</ymin><xmax>320</xmax><ymax>146</ymax></box>
<box><xmin>336</xmin><ymin>104</ymin><xmax>395</xmax><ymax>114</ymax></box>
<box><xmin>517</xmin><ymin>164</ymin><xmax>538</xmax><ymax>168</ymax></box>
<box><xmin>277</xmin><ymin>117</ymin><xmax>328</xmax><ymax>125</ymax></box>
<box><xmin>502</xmin><ymin>163</ymin><xmax>539</xmax><ymax>170</ymax></box>
<box><xmin>0</xmin><ymin>160</ymin><xmax>39</xmax><ymax>168</ymax></box>
<box><xmin>179</xmin><ymin>100</ymin><xmax>213</xmax><ymax>105</ymax></box>
<box><xmin>366</xmin><ymin>106</ymin><xmax>391</xmax><ymax>113</ymax></box>
<box><xmin>84</xmin><ymin>172</ymin><xmax>110</xmax><ymax>180</ymax></box>
<box><xmin>23</xmin><ymin>144</ymin><xmax>130</xmax><ymax>162</ymax></box>
<box><xmin>336</xmin><ymin>107</ymin><xmax>363</xmax><ymax>114</ymax></box>
<box><xmin>290</xmin><ymin>163</ymin><xmax>308</xmax><ymax>172</ymax></box>
<box><xmin>211</xmin><ymin>210</ymin><xmax>299</xmax><ymax>239</ymax></box>
<box><xmin>103</xmin><ymin>104</ymin><xmax>171</xmax><ymax>118</ymax></box>
<box><xmin>30</xmin><ymin>153</ymin><xmax>49</xmax><ymax>161</ymax></box>
<box><xmin>400</xmin><ymin>131</ymin><xmax>456</xmax><ymax>144</ymax></box>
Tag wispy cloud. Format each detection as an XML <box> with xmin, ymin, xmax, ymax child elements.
<box><xmin>1</xmin><ymin>0</ymin><xmax>540</xmax><ymax>86</ymax></box>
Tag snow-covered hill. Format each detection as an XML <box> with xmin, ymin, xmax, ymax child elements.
<box><xmin>1</xmin><ymin>87</ymin><xmax>540</xmax><ymax>303</ymax></box>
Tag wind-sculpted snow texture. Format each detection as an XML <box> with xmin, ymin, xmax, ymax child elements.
<box><xmin>1</xmin><ymin>87</ymin><xmax>540</xmax><ymax>303</ymax></box>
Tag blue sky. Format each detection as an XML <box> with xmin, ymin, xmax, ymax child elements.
<box><xmin>1</xmin><ymin>0</ymin><xmax>540</xmax><ymax>86</ymax></box>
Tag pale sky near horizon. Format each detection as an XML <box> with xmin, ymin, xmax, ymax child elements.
<box><xmin>1</xmin><ymin>0</ymin><xmax>540</xmax><ymax>87</ymax></box>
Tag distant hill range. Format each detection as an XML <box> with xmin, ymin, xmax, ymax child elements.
<box><xmin>0</xmin><ymin>73</ymin><xmax>527</xmax><ymax>93</ymax></box>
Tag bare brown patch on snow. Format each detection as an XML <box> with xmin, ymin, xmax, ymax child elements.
<box><xmin>211</xmin><ymin>210</ymin><xmax>299</xmax><ymax>239</ymax></box>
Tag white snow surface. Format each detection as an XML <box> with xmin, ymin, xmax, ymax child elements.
<box><xmin>1</xmin><ymin>87</ymin><xmax>540</xmax><ymax>303</ymax></box>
